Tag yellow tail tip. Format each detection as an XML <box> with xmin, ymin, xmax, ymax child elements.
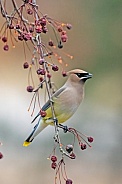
<box><xmin>23</xmin><ymin>141</ymin><xmax>31</xmax><ymax>147</ymax></box>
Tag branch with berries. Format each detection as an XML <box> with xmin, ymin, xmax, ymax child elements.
<box><xmin>0</xmin><ymin>0</ymin><xmax>94</xmax><ymax>183</ymax></box>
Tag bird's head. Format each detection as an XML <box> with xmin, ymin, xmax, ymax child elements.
<box><xmin>67</xmin><ymin>69</ymin><xmax>92</xmax><ymax>83</ymax></box>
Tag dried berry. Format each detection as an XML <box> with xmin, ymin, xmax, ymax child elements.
<box><xmin>66</xmin><ymin>179</ymin><xmax>73</xmax><ymax>184</ymax></box>
<box><xmin>35</xmin><ymin>26</ymin><xmax>42</xmax><ymax>33</ymax></box>
<box><xmin>26</xmin><ymin>86</ymin><xmax>33</xmax><ymax>92</ymax></box>
<box><xmin>51</xmin><ymin>162</ymin><xmax>57</xmax><ymax>169</ymax></box>
<box><xmin>27</xmin><ymin>8</ymin><xmax>33</xmax><ymax>15</ymax></box>
<box><xmin>48</xmin><ymin>40</ymin><xmax>54</xmax><ymax>47</ymax></box>
<box><xmin>88</xmin><ymin>137</ymin><xmax>94</xmax><ymax>143</ymax></box>
<box><xmin>0</xmin><ymin>152</ymin><xmax>3</xmax><ymax>159</ymax></box>
<box><xmin>2</xmin><ymin>36</ymin><xmax>7</xmax><ymax>42</ymax></box>
<box><xmin>3</xmin><ymin>44</ymin><xmax>9</xmax><ymax>51</ymax></box>
<box><xmin>47</xmin><ymin>73</ymin><xmax>51</xmax><ymax>78</ymax></box>
<box><xmin>57</xmin><ymin>26</ymin><xmax>63</xmax><ymax>32</ymax></box>
<box><xmin>61</xmin><ymin>34</ymin><xmax>68</xmax><ymax>42</ymax></box>
<box><xmin>42</xmin><ymin>26</ymin><xmax>48</xmax><ymax>33</ymax></box>
<box><xmin>70</xmin><ymin>152</ymin><xmax>76</xmax><ymax>159</ymax></box>
<box><xmin>51</xmin><ymin>155</ymin><xmax>57</xmax><ymax>162</ymax></box>
<box><xmin>52</xmin><ymin>64</ymin><xmax>59</xmax><ymax>71</ymax></box>
<box><xmin>18</xmin><ymin>35</ymin><xmax>24</xmax><ymax>41</ymax></box>
<box><xmin>62</xmin><ymin>71</ymin><xmax>67</xmax><ymax>77</ymax></box>
<box><xmin>40</xmin><ymin>18</ymin><xmax>46</xmax><ymax>26</ymax></box>
<box><xmin>23</xmin><ymin>62</ymin><xmax>29</xmax><ymax>69</ymax></box>
<box><xmin>9</xmin><ymin>24</ymin><xmax>14</xmax><ymax>29</ymax></box>
<box><xmin>81</xmin><ymin>143</ymin><xmax>87</xmax><ymax>150</ymax></box>
<box><xmin>39</xmin><ymin>58</ymin><xmax>44</xmax><ymax>65</ymax></box>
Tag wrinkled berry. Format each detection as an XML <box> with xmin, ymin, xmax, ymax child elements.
<box><xmin>52</xmin><ymin>65</ymin><xmax>59</xmax><ymax>71</ymax></box>
<box><xmin>81</xmin><ymin>143</ymin><xmax>87</xmax><ymax>150</ymax></box>
<box><xmin>66</xmin><ymin>179</ymin><xmax>73</xmax><ymax>184</ymax></box>
<box><xmin>48</xmin><ymin>40</ymin><xmax>54</xmax><ymax>47</ymax></box>
<box><xmin>9</xmin><ymin>24</ymin><xmax>14</xmax><ymax>29</ymax></box>
<box><xmin>88</xmin><ymin>137</ymin><xmax>94</xmax><ymax>143</ymax></box>
<box><xmin>40</xmin><ymin>18</ymin><xmax>46</xmax><ymax>26</ymax></box>
<box><xmin>3</xmin><ymin>44</ymin><xmax>9</xmax><ymax>51</ymax></box>
<box><xmin>37</xmin><ymin>68</ymin><xmax>46</xmax><ymax>75</ymax></box>
<box><xmin>35</xmin><ymin>26</ymin><xmax>42</xmax><ymax>33</ymax></box>
<box><xmin>23</xmin><ymin>62</ymin><xmax>29</xmax><ymax>69</ymax></box>
<box><xmin>0</xmin><ymin>152</ymin><xmax>3</xmax><ymax>159</ymax></box>
<box><xmin>18</xmin><ymin>35</ymin><xmax>24</xmax><ymax>41</ymax></box>
<box><xmin>62</xmin><ymin>71</ymin><xmax>67</xmax><ymax>77</ymax></box>
<box><xmin>57</xmin><ymin>26</ymin><xmax>63</xmax><ymax>32</ymax></box>
<box><xmin>16</xmin><ymin>24</ymin><xmax>20</xmax><ymax>29</ymax></box>
<box><xmin>61</xmin><ymin>34</ymin><xmax>68</xmax><ymax>42</ymax></box>
<box><xmin>2</xmin><ymin>36</ymin><xmax>7</xmax><ymax>42</ymax></box>
<box><xmin>58</xmin><ymin>42</ymin><xmax>63</xmax><ymax>49</ymax></box>
<box><xmin>42</xmin><ymin>26</ymin><xmax>48</xmax><ymax>33</ymax></box>
<box><xmin>51</xmin><ymin>155</ymin><xmax>57</xmax><ymax>162</ymax></box>
<box><xmin>27</xmin><ymin>86</ymin><xmax>33</xmax><ymax>92</ymax></box>
<box><xmin>39</xmin><ymin>77</ymin><xmax>44</xmax><ymax>82</ymax></box>
<box><xmin>70</xmin><ymin>152</ymin><xmax>76</xmax><ymax>159</ymax></box>
<box><xmin>51</xmin><ymin>162</ymin><xmax>57</xmax><ymax>169</ymax></box>
<box><xmin>27</xmin><ymin>8</ymin><xmax>33</xmax><ymax>15</ymax></box>
<box><xmin>39</xmin><ymin>58</ymin><xmax>44</xmax><ymax>65</ymax></box>
<box><xmin>47</xmin><ymin>73</ymin><xmax>51</xmax><ymax>78</ymax></box>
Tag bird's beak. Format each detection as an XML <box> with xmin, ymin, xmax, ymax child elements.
<box><xmin>87</xmin><ymin>73</ymin><xmax>92</xmax><ymax>79</ymax></box>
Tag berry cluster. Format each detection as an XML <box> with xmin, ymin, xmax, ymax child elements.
<box><xmin>0</xmin><ymin>142</ymin><xmax>3</xmax><ymax>160</ymax></box>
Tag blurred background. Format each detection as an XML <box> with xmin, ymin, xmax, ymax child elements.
<box><xmin>0</xmin><ymin>0</ymin><xmax>122</xmax><ymax>183</ymax></box>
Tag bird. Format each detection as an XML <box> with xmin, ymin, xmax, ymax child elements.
<box><xmin>23</xmin><ymin>69</ymin><xmax>92</xmax><ymax>147</ymax></box>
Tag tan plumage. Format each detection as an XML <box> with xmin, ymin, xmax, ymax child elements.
<box><xmin>23</xmin><ymin>69</ymin><xmax>92</xmax><ymax>146</ymax></box>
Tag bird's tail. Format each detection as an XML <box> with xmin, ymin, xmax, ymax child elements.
<box><xmin>23</xmin><ymin>118</ymin><xmax>48</xmax><ymax>147</ymax></box>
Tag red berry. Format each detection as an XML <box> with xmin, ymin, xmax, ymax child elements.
<box><xmin>18</xmin><ymin>35</ymin><xmax>24</xmax><ymax>41</ymax></box>
<box><xmin>23</xmin><ymin>62</ymin><xmax>29</xmax><ymax>69</ymax></box>
<box><xmin>47</xmin><ymin>73</ymin><xmax>51</xmax><ymax>78</ymax></box>
<box><xmin>40</xmin><ymin>18</ymin><xmax>46</xmax><ymax>26</ymax></box>
<box><xmin>3</xmin><ymin>44</ymin><xmax>9</xmax><ymax>51</ymax></box>
<box><xmin>0</xmin><ymin>152</ymin><xmax>3</xmax><ymax>159</ymax></box>
<box><xmin>51</xmin><ymin>162</ymin><xmax>57</xmax><ymax>169</ymax></box>
<box><xmin>39</xmin><ymin>77</ymin><xmax>44</xmax><ymax>82</ymax></box>
<box><xmin>88</xmin><ymin>137</ymin><xmax>94</xmax><ymax>143</ymax></box>
<box><xmin>29</xmin><ymin>26</ymin><xmax>34</xmax><ymax>33</ymax></box>
<box><xmin>48</xmin><ymin>40</ymin><xmax>54</xmax><ymax>47</ymax></box>
<box><xmin>2</xmin><ymin>36</ymin><xmax>7</xmax><ymax>42</ymax></box>
<box><xmin>66</xmin><ymin>144</ymin><xmax>73</xmax><ymax>153</ymax></box>
<box><xmin>37</xmin><ymin>68</ymin><xmax>46</xmax><ymax>75</ymax></box>
<box><xmin>9</xmin><ymin>24</ymin><xmax>14</xmax><ymax>29</ymax></box>
<box><xmin>62</xmin><ymin>71</ymin><xmax>67</xmax><ymax>77</ymax></box>
<box><xmin>70</xmin><ymin>152</ymin><xmax>76</xmax><ymax>159</ymax></box>
<box><xmin>42</xmin><ymin>26</ymin><xmax>48</xmax><ymax>33</ymax></box>
<box><xmin>57</xmin><ymin>26</ymin><xmax>63</xmax><ymax>32</ymax></box>
<box><xmin>61</xmin><ymin>31</ymin><xmax>67</xmax><ymax>35</ymax></box>
<box><xmin>81</xmin><ymin>143</ymin><xmax>87</xmax><ymax>150</ymax></box>
<box><xmin>27</xmin><ymin>8</ymin><xmax>33</xmax><ymax>15</ymax></box>
<box><xmin>35</xmin><ymin>26</ymin><xmax>42</xmax><ymax>33</ymax></box>
<box><xmin>39</xmin><ymin>58</ymin><xmax>44</xmax><ymax>65</ymax></box>
<box><xmin>52</xmin><ymin>65</ymin><xmax>59</xmax><ymax>71</ymax></box>
<box><xmin>51</xmin><ymin>155</ymin><xmax>57</xmax><ymax>162</ymax></box>
<box><xmin>27</xmin><ymin>86</ymin><xmax>33</xmax><ymax>92</ymax></box>
<box><xmin>66</xmin><ymin>23</ymin><xmax>72</xmax><ymax>30</ymax></box>
<box><xmin>61</xmin><ymin>34</ymin><xmax>68</xmax><ymax>42</ymax></box>
<box><xmin>16</xmin><ymin>24</ymin><xmax>20</xmax><ymax>29</ymax></box>
<box><xmin>66</xmin><ymin>179</ymin><xmax>73</xmax><ymax>184</ymax></box>
<box><xmin>40</xmin><ymin>110</ymin><xmax>47</xmax><ymax>117</ymax></box>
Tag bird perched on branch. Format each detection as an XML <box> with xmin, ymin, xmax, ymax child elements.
<box><xmin>23</xmin><ymin>69</ymin><xmax>92</xmax><ymax>147</ymax></box>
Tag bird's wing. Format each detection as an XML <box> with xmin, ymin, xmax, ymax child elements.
<box><xmin>31</xmin><ymin>86</ymin><xmax>66</xmax><ymax>123</ymax></box>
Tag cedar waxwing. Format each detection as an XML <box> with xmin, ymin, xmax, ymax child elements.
<box><xmin>23</xmin><ymin>69</ymin><xmax>92</xmax><ymax>146</ymax></box>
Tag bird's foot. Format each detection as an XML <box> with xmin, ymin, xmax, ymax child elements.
<box><xmin>58</xmin><ymin>124</ymin><xmax>68</xmax><ymax>133</ymax></box>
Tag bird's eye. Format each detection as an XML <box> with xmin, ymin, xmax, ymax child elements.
<box><xmin>75</xmin><ymin>73</ymin><xmax>88</xmax><ymax>78</ymax></box>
